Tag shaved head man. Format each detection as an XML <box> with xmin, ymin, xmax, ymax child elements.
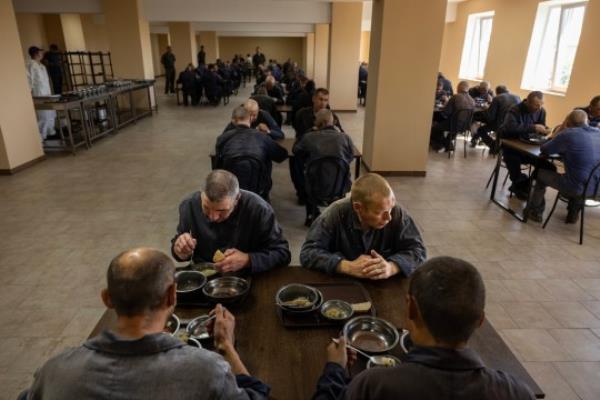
<box><xmin>222</xmin><ymin>98</ymin><xmax>284</xmax><ymax>140</ymax></box>
<box><xmin>23</xmin><ymin>248</ymin><xmax>270</xmax><ymax>399</ymax></box>
<box><xmin>300</xmin><ymin>173</ymin><xmax>426</xmax><ymax>279</ymax></box>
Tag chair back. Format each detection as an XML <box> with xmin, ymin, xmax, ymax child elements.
<box><xmin>305</xmin><ymin>157</ymin><xmax>351</xmax><ymax>206</ymax></box>
<box><xmin>583</xmin><ymin>159</ymin><xmax>600</xmax><ymax>199</ymax></box>
<box><xmin>222</xmin><ymin>155</ymin><xmax>269</xmax><ymax>197</ymax></box>
<box><xmin>450</xmin><ymin>108</ymin><xmax>474</xmax><ymax>134</ymax></box>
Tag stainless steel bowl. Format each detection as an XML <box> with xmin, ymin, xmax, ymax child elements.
<box><xmin>320</xmin><ymin>300</ymin><xmax>354</xmax><ymax>321</ymax></box>
<box><xmin>175</xmin><ymin>270</ymin><xmax>207</xmax><ymax>294</ymax></box>
<box><xmin>186</xmin><ymin>315</ymin><xmax>214</xmax><ymax>341</ymax></box>
<box><xmin>366</xmin><ymin>354</ymin><xmax>401</xmax><ymax>368</ymax></box>
<box><xmin>275</xmin><ymin>283</ymin><xmax>323</xmax><ymax>313</ymax></box>
<box><xmin>202</xmin><ymin>276</ymin><xmax>250</xmax><ymax>303</ymax></box>
<box><xmin>164</xmin><ymin>314</ymin><xmax>180</xmax><ymax>336</ymax></box>
<box><xmin>343</xmin><ymin>316</ymin><xmax>400</xmax><ymax>354</ymax></box>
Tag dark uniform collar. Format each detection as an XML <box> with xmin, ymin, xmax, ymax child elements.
<box><xmin>84</xmin><ymin>330</ymin><xmax>183</xmax><ymax>356</ymax></box>
<box><xmin>404</xmin><ymin>346</ymin><xmax>485</xmax><ymax>371</ymax></box>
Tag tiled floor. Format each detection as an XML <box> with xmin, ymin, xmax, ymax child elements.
<box><xmin>1</xmin><ymin>81</ymin><xmax>599</xmax><ymax>399</ymax></box>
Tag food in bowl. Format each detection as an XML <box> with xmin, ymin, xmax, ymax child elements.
<box><xmin>324</xmin><ymin>306</ymin><xmax>348</xmax><ymax>319</ymax></box>
<box><xmin>321</xmin><ymin>300</ymin><xmax>354</xmax><ymax>321</ymax></box>
<box><xmin>200</xmin><ymin>268</ymin><xmax>217</xmax><ymax>278</ymax></box>
<box><xmin>367</xmin><ymin>355</ymin><xmax>401</xmax><ymax>369</ymax></box>
<box><xmin>282</xmin><ymin>297</ymin><xmax>312</xmax><ymax>308</ymax></box>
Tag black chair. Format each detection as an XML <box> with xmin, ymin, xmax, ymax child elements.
<box><xmin>447</xmin><ymin>108</ymin><xmax>474</xmax><ymax>158</ymax></box>
<box><xmin>221</xmin><ymin>155</ymin><xmax>270</xmax><ymax>200</ymax></box>
<box><xmin>304</xmin><ymin>157</ymin><xmax>351</xmax><ymax>225</ymax></box>
<box><xmin>542</xmin><ymin>160</ymin><xmax>600</xmax><ymax>244</ymax></box>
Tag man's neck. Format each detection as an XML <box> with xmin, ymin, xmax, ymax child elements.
<box><xmin>114</xmin><ymin>312</ymin><xmax>168</xmax><ymax>340</ymax></box>
<box><xmin>411</xmin><ymin>330</ymin><xmax>468</xmax><ymax>350</ymax></box>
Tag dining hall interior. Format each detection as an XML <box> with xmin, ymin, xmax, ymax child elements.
<box><xmin>1</xmin><ymin>0</ymin><xmax>600</xmax><ymax>399</ymax></box>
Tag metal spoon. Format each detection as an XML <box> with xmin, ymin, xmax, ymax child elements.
<box><xmin>331</xmin><ymin>338</ymin><xmax>378</xmax><ymax>364</ymax></box>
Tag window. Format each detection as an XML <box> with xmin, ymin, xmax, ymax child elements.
<box><xmin>459</xmin><ymin>11</ymin><xmax>494</xmax><ymax>81</ymax></box>
<box><xmin>522</xmin><ymin>0</ymin><xmax>587</xmax><ymax>94</ymax></box>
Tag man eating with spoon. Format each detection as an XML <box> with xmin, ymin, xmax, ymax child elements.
<box><xmin>171</xmin><ymin>170</ymin><xmax>291</xmax><ymax>274</ymax></box>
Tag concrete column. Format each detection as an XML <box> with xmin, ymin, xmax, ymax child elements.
<box><xmin>60</xmin><ymin>14</ymin><xmax>86</xmax><ymax>51</ymax></box>
<box><xmin>0</xmin><ymin>0</ymin><xmax>44</xmax><ymax>173</ymax></box>
<box><xmin>43</xmin><ymin>14</ymin><xmax>66</xmax><ymax>50</ymax></box>
<box><xmin>304</xmin><ymin>32</ymin><xmax>315</xmax><ymax>78</ymax></box>
<box><xmin>168</xmin><ymin>22</ymin><xmax>197</xmax><ymax>67</ymax></box>
<box><xmin>197</xmin><ymin>31</ymin><xmax>218</xmax><ymax>64</ymax></box>
<box><xmin>102</xmin><ymin>0</ymin><xmax>154</xmax><ymax>80</ymax></box>
<box><xmin>313</xmin><ymin>23</ymin><xmax>329</xmax><ymax>87</ymax></box>
<box><xmin>327</xmin><ymin>2</ymin><xmax>362</xmax><ymax>111</ymax></box>
<box><xmin>363</xmin><ymin>0</ymin><xmax>446</xmax><ymax>175</ymax></box>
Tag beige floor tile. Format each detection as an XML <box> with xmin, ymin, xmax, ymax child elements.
<box><xmin>501</xmin><ymin>329</ymin><xmax>573</xmax><ymax>362</ymax></box>
<box><xmin>582</xmin><ymin>301</ymin><xmax>600</xmax><ymax>319</ymax></box>
<box><xmin>522</xmin><ymin>362</ymin><xmax>581</xmax><ymax>400</ymax></box>
<box><xmin>484</xmin><ymin>303</ymin><xmax>518</xmax><ymax>329</ymax></box>
<box><xmin>542</xmin><ymin>302</ymin><xmax>600</xmax><ymax>329</ymax></box>
<box><xmin>574</xmin><ymin>279</ymin><xmax>600</xmax><ymax>300</ymax></box>
<box><xmin>502</xmin><ymin>302</ymin><xmax>562</xmax><ymax>329</ymax></box>
<box><xmin>554</xmin><ymin>362</ymin><xmax>600</xmax><ymax>400</ymax></box>
<box><xmin>548</xmin><ymin>329</ymin><xmax>600</xmax><ymax>361</ymax></box>
<box><xmin>538</xmin><ymin>279</ymin><xmax>596</xmax><ymax>301</ymax></box>
<box><xmin>502</xmin><ymin>279</ymin><xmax>556</xmax><ymax>302</ymax></box>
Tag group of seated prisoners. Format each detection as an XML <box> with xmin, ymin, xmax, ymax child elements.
<box><xmin>432</xmin><ymin>73</ymin><xmax>600</xmax><ymax>223</ymax></box>
<box><xmin>24</xmin><ymin>171</ymin><xmax>536</xmax><ymax>399</ymax></box>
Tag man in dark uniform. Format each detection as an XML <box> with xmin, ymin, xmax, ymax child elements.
<box><xmin>42</xmin><ymin>44</ymin><xmax>63</xmax><ymax>94</ymax></box>
<box><xmin>576</xmin><ymin>95</ymin><xmax>600</xmax><ymax>128</ymax></box>
<box><xmin>313</xmin><ymin>257</ymin><xmax>535</xmax><ymax>400</ymax></box>
<box><xmin>216</xmin><ymin>106</ymin><xmax>288</xmax><ymax>200</ymax></box>
<box><xmin>468</xmin><ymin>81</ymin><xmax>494</xmax><ymax>104</ymax></box>
<box><xmin>222</xmin><ymin>99</ymin><xmax>284</xmax><ymax>140</ymax></box>
<box><xmin>251</xmin><ymin>86</ymin><xmax>282</xmax><ymax>126</ymax></box>
<box><xmin>252</xmin><ymin>47</ymin><xmax>266</xmax><ymax>76</ymax></box>
<box><xmin>197</xmin><ymin>45</ymin><xmax>206</xmax><ymax>66</ymax></box>
<box><xmin>177</xmin><ymin>63</ymin><xmax>199</xmax><ymax>106</ymax></box>
<box><xmin>171</xmin><ymin>169</ymin><xmax>290</xmax><ymax>274</ymax></box>
<box><xmin>293</xmin><ymin>109</ymin><xmax>355</xmax><ymax>226</ymax></box>
<box><xmin>438</xmin><ymin>72</ymin><xmax>454</xmax><ymax>96</ymax></box>
<box><xmin>293</xmin><ymin>88</ymin><xmax>343</xmax><ymax>140</ymax></box>
<box><xmin>300</xmin><ymin>173</ymin><xmax>426</xmax><ymax>279</ymax></box>
<box><xmin>160</xmin><ymin>46</ymin><xmax>176</xmax><ymax>94</ymax></box>
<box><xmin>430</xmin><ymin>81</ymin><xmax>475</xmax><ymax>152</ymax></box>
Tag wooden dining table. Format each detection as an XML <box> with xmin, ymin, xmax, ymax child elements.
<box><xmin>89</xmin><ymin>266</ymin><xmax>544</xmax><ymax>399</ymax></box>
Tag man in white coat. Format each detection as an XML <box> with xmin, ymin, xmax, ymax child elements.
<box><xmin>26</xmin><ymin>46</ymin><xmax>56</xmax><ymax>141</ymax></box>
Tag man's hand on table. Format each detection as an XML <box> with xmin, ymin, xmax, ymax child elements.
<box><xmin>211</xmin><ymin>304</ymin><xmax>236</xmax><ymax>352</ymax></box>
<box><xmin>362</xmin><ymin>250</ymin><xmax>400</xmax><ymax>280</ymax></box>
<box><xmin>214</xmin><ymin>249</ymin><xmax>250</xmax><ymax>273</ymax></box>
<box><xmin>173</xmin><ymin>233</ymin><xmax>197</xmax><ymax>260</ymax></box>
<box><xmin>534</xmin><ymin>124</ymin><xmax>551</xmax><ymax>135</ymax></box>
<box><xmin>337</xmin><ymin>255</ymin><xmax>379</xmax><ymax>278</ymax></box>
<box><xmin>327</xmin><ymin>336</ymin><xmax>357</xmax><ymax>370</ymax></box>
<box><xmin>256</xmin><ymin>123</ymin><xmax>270</xmax><ymax>134</ymax></box>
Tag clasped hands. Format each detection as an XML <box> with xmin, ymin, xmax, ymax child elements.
<box><xmin>337</xmin><ymin>250</ymin><xmax>399</xmax><ymax>280</ymax></box>
<box><xmin>173</xmin><ymin>233</ymin><xmax>250</xmax><ymax>273</ymax></box>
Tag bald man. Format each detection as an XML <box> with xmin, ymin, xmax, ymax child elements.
<box><xmin>468</xmin><ymin>80</ymin><xmax>494</xmax><ymax>104</ymax></box>
<box><xmin>23</xmin><ymin>248</ymin><xmax>270</xmax><ymax>399</ymax></box>
<box><xmin>525</xmin><ymin>110</ymin><xmax>600</xmax><ymax>223</ymax></box>
<box><xmin>300</xmin><ymin>173</ymin><xmax>426</xmax><ymax>279</ymax></box>
<box><xmin>430</xmin><ymin>81</ymin><xmax>475</xmax><ymax>152</ymax></box>
<box><xmin>223</xmin><ymin>99</ymin><xmax>284</xmax><ymax>140</ymax></box>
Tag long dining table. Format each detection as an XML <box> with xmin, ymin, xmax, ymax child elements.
<box><xmin>89</xmin><ymin>266</ymin><xmax>544</xmax><ymax>399</ymax></box>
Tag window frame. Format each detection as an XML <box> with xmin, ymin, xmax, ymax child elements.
<box><xmin>459</xmin><ymin>11</ymin><xmax>495</xmax><ymax>81</ymax></box>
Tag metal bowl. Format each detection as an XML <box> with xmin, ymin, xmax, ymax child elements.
<box><xmin>202</xmin><ymin>276</ymin><xmax>250</xmax><ymax>304</ymax></box>
<box><xmin>320</xmin><ymin>300</ymin><xmax>354</xmax><ymax>321</ymax></box>
<box><xmin>275</xmin><ymin>283</ymin><xmax>323</xmax><ymax>313</ymax></box>
<box><xmin>186</xmin><ymin>315</ymin><xmax>214</xmax><ymax>341</ymax></box>
<box><xmin>164</xmin><ymin>314</ymin><xmax>180</xmax><ymax>336</ymax></box>
<box><xmin>175</xmin><ymin>270</ymin><xmax>207</xmax><ymax>294</ymax></box>
<box><xmin>366</xmin><ymin>354</ymin><xmax>402</xmax><ymax>369</ymax></box>
<box><xmin>343</xmin><ymin>316</ymin><xmax>400</xmax><ymax>354</ymax></box>
<box><xmin>399</xmin><ymin>329</ymin><xmax>413</xmax><ymax>354</ymax></box>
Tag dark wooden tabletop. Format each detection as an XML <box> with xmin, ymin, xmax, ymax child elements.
<box><xmin>89</xmin><ymin>267</ymin><xmax>543</xmax><ymax>399</ymax></box>
<box><xmin>501</xmin><ymin>138</ymin><xmax>544</xmax><ymax>157</ymax></box>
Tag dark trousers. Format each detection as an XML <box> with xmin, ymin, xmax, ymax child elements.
<box><xmin>49</xmin><ymin>71</ymin><xmax>63</xmax><ymax>95</ymax></box>
<box><xmin>165</xmin><ymin>68</ymin><xmax>176</xmax><ymax>93</ymax></box>
<box><xmin>529</xmin><ymin>169</ymin><xmax>581</xmax><ymax>215</ymax></box>
<box><xmin>473</xmin><ymin>124</ymin><xmax>495</xmax><ymax>148</ymax></box>
<box><xmin>289</xmin><ymin>157</ymin><xmax>307</xmax><ymax>202</ymax></box>
<box><xmin>182</xmin><ymin>90</ymin><xmax>198</xmax><ymax>106</ymax></box>
<box><xmin>503</xmin><ymin>147</ymin><xmax>556</xmax><ymax>186</ymax></box>
<box><xmin>430</xmin><ymin>120</ymin><xmax>452</xmax><ymax>150</ymax></box>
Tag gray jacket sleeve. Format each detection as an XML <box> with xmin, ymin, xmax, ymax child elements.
<box><xmin>300</xmin><ymin>212</ymin><xmax>345</xmax><ymax>274</ymax></box>
<box><xmin>248</xmin><ymin>206</ymin><xmax>291</xmax><ymax>273</ymax></box>
<box><xmin>386</xmin><ymin>210</ymin><xmax>427</xmax><ymax>277</ymax></box>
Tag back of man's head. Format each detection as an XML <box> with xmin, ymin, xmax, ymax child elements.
<box><xmin>495</xmin><ymin>85</ymin><xmax>508</xmax><ymax>95</ymax></box>
<box><xmin>204</xmin><ymin>170</ymin><xmax>240</xmax><ymax>202</ymax></box>
<box><xmin>315</xmin><ymin>109</ymin><xmax>334</xmax><ymax>130</ymax></box>
<box><xmin>457</xmin><ymin>81</ymin><xmax>469</xmax><ymax>93</ymax></box>
<box><xmin>527</xmin><ymin>91</ymin><xmax>544</xmax><ymax>102</ymax></box>
<box><xmin>107</xmin><ymin>248</ymin><xmax>175</xmax><ymax>317</ymax></box>
<box><xmin>565</xmin><ymin>109</ymin><xmax>588</xmax><ymax>128</ymax></box>
<box><xmin>590</xmin><ymin>95</ymin><xmax>600</xmax><ymax>108</ymax></box>
<box><xmin>231</xmin><ymin>105</ymin><xmax>251</xmax><ymax>125</ymax></box>
<box><xmin>409</xmin><ymin>256</ymin><xmax>485</xmax><ymax>346</ymax></box>
<box><xmin>243</xmin><ymin>99</ymin><xmax>259</xmax><ymax>114</ymax></box>
<box><xmin>351</xmin><ymin>173</ymin><xmax>393</xmax><ymax>208</ymax></box>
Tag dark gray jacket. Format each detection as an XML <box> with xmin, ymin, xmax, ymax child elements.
<box><xmin>485</xmin><ymin>93</ymin><xmax>521</xmax><ymax>130</ymax></box>
<box><xmin>171</xmin><ymin>190</ymin><xmax>291</xmax><ymax>273</ymax></box>
<box><xmin>292</xmin><ymin>127</ymin><xmax>354</xmax><ymax>166</ymax></box>
<box><xmin>26</xmin><ymin>330</ymin><xmax>269</xmax><ymax>400</ymax></box>
<box><xmin>300</xmin><ymin>198</ymin><xmax>426</xmax><ymax>277</ymax></box>
<box><xmin>498</xmin><ymin>101</ymin><xmax>547</xmax><ymax>139</ymax></box>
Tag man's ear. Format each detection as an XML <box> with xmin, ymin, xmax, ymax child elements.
<box><xmin>101</xmin><ymin>289</ymin><xmax>113</xmax><ymax>309</ymax></box>
<box><xmin>352</xmin><ymin>201</ymin><xmax>362</xmax><ymax>214</ymax></box>
<box><xmin>166</xmin><ymin>283</ymin><xmax>177</xmax><ymax>308</ymax></box>
<box><xmin>407</xmin><ymin>295</ymin><xmax>418</xmax><ymax>322</ymax></box>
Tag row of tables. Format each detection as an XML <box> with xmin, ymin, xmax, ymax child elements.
<box><xmin>33</xmin><ymin>81</ymin><xmax>155</xmax><ymax>154</ymax></box>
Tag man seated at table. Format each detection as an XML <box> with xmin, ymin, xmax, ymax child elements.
<box><xmin>300</xmin><ymin>173</ymin><xmax>426</xmax><ymax>279</ymax></box>
<box><xmin>292</xmin><ymin>109</ymin><xmax>356</xmax><ymax>226</ymax></box>
<box><xmin>264</xmin><ymin>75</ymin><xmax>285</xmax><ymax>104</ymax></box>
<box><xmin>434</xmin><ymin>80</ymin><xmax>449</xmax><ymax>106</ymax></box>
<box><xmin>576</xmin><ymin>95</ymin><xmax>600</xmax><ymax>128</ymax></box>
<box><xmin>22</xmin><ymin>248</ymin><xmax>270</xmax><ymax>400</ymax></box>
<box><xmin>313</xmin><ymin>256</ymin><xmax>536</xmax><ymax>400</ymax></box>
<box><xmin>497</xmin><ymin>91</ymin><xmax>552</xmax><ymax>200</ymax></box>
<box><xmin>294</xmin><ymin>88</ymin><xmax>343</xmax><ymax>140</ymax></box>
<box><xmin>172</xmin><ymin>169</ymin><xmax>291</xmax><ymax>274</ymax></box>
<box><xmin>468</xmin><ymin>80</ymin><xmax>494</xmax><ymax>104</ymax></box>
<box><xmin>430</xmin><ymin>81</ymin><xmax>475</xmax><ymax>152</ymax></box>
<box><xmin>251</xmin><ymin>86</ymin><xmax>282</xmax><ymax>126</ymax></box>
<box><xmin>525</xmin><ymin>110</ymin><xmax>600</xmax><ymax>223</ymax></box>
<box><xmin>223</xmin><ymin>99</ymin><xmax>284</xmax><ymax>140</ymax></box>
<box><xmin>470</xmin><ymin>85</ymin><xmax>520</xmax><ymax>152</ymax></box>
<box><xmin>438</xmin><ymin>72</ymin><xmax>453</xmax><ymax>96</ymax></box>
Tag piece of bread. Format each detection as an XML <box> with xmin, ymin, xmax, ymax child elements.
<box><xmin>213</xmin><ymin>249</ymin><xmax>225</xmax><ymax>263</ymax></box>
<box><xmin>351</xmin><ymin>302</ymin><xmax>372</xmax><ymax>312</ymax></box>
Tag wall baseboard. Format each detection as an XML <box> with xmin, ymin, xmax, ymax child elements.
<box><xmin>361</xmin><ymin>160</ymin><xmax>426</xmax><ymax>177</ymax></box>
<box><xmin>0</xmin><ymin>155</ymin><xmax>46</xmax><ymax>175</ymax></box>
